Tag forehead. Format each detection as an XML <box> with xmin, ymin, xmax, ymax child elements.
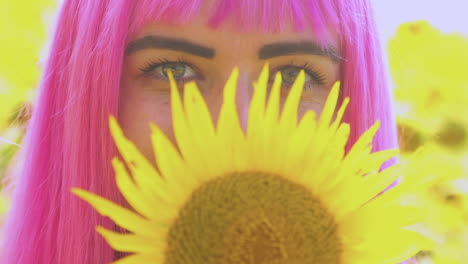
<box><xmin>128</xmin><ymin>0</ymin><xmax>340</xmax><ymax>45</ymax></box>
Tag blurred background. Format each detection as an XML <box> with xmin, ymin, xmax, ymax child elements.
<box><xmin>0</xmin><ymin>1</ymin><xmax>467</xmax><ymax>263</ymax></box>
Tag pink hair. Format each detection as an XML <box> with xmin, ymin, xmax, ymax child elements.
<box><xmin>1</xmin><ymin>0</ymin><xmax>398</xmax><ymax>263</ymax></box>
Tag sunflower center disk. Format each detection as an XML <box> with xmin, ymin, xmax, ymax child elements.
<box><xmin>164</xmin><ymin>172</ymin><xmax>342</xmax><ymax>264</ymax></box>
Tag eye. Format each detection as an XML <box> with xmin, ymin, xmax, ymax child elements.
<box><xmin>158</xmin><ymin>62</ymin><xmax>196</xmax><ymax>80</ymax></box>
<box><xmin>272</xmin><ymin>64</ymin><xmax>326</xmax><ymax>89</ymax></box>
<box><xmin>140</xmin><ymin>60</ymin><xmax>197</xmax><ymax>81</ymax></box>
<box><xmin>280</xmin><ymin>66</ymin><xmax>312</xmax><ymax>85</ymax></box>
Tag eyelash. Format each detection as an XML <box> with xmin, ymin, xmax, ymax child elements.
<box><xmin>139</xmin><ymin>58</ymin><xmax>327</xmax><ymax>88</ymax></box>
<box><xmin>139</xmin><ymin>58</ymin><xmax>200</xmax><ymax>83</ymax></box>
<box><xmin>271</xmin><ymin>61</ymin><xmax>327</xmax><ymax>87</ymax></box>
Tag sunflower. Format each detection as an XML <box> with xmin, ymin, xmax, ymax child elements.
<box><xmin>72</xmin><ymin>65</ymin><xmax>431</xmax><ymax>264</ymax></box>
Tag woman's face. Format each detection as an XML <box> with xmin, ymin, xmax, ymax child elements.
<box><xmin>119</xmin><ymin>9</ymin><xmax>341</xmax><ymax>162</ymax></box>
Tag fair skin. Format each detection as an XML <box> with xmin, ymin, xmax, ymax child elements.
<box><xmin>119</xmin><ymin>9</ymin><xmax>341</xmax><ymax>162</ymax></box>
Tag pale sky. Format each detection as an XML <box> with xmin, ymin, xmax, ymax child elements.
<box><xmin>371</xmin><ymin>0</ymin><xmax>468</xmax><ymax>42</ymax></box>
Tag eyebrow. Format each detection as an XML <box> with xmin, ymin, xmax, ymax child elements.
<box><xmin>259</xmin><ymin>41</ymin><xmax>342</xmax><ymax>63</ymax></box>
<box><xmin>125</xmin><ymin>35</ymin><xmax>215</xmax><ymax>58</ymax></box>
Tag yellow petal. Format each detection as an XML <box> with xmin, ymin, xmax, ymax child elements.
<box><xmin>184</xmin><ymin>82</ymin><xmax>216</xmax><ymax>141</ymax></box>
<box><xmin>247</xmin><ymin>63</ymin><xmax>268</xmax><ymax>137</ymax></box>
<box><xmin>109</xmin><ymin>116</ymin><xmax>170</xmax><ymax>203</ymax></box>
<box><xmin>280</xmin><ymin>70</ymin><xmax>305</xmax><ymax>129</ymax></box>
<box><xmin>344</xmin><ymin>205</ymin><xmax>423</xmax><ymax>235</ymax></box>
<box><xmin>346</xmin><ymin>121</ymin><xmax>381</xmax><ymax>160</ymax></box>
<box><xmin>71</xmin><ymin>188</ymin><xmax>154</xmax><ymax>235</ymax></box>
<box><xmin>183</xmin><ymin>82</ymin><xmax>219</xmax><ymax>179</ymax></box>
<box><xmin>318</xmin><ymin>81</ymin><xmax>340</xmax><ymax>126</ymax></box>
<box><xmin>112</xmin><ymin>253</ymin><xmax>162</xmax><ymax>264</ymax></box>
<box><xmin>298</xmin><ymin>123</ymin><xmax>350</xmax><ymax>192</ymax></box>
<box><xmin>216</xmin><ymin>67</ymin><xmax>247</xmax><ymax>171</ymax></box>
<box><xmin>217</xmin><ymin>67</ymin><xmax>241</xmax><ymax>136</ymax></box>
<box><xmin>329</xmin><ymin>159</ymin><xmax>399</xmax><ymax>219</ymax></box>
<box><xmin>333</xmin><ymin>165</ymin><xmax>400</xmax><ymax>218</ymax></box>
<box><xmin>168</xmin><ymin>71</ymin><xmax>201</xmax><ymax>170</ymax></box>
<box><xmin>96</xmin><ymin>226</ymin><xmax>162</xmax><ymax>253</ymax></box>
<box><xmin>150</xmin><ymin>123</ymin><xmax>198</xmax><ymax>203</ymax></box>
<box><xmin>259</xmin><ymin>72</ymin><xmax>282</xmax><ymax>167</ymax></box>
<box><xmin>344</xmin><ymin>230</ymin><xmax>432</xmax><ymax>264</ymax></box>
<box><xmin>264</xmin><ymin>71</ymin><xmax>282</xmax><ymax>125</ymax></box>
<box><xmin>269</xmin><ymin>70</ymin><xmax>306</xmax><ymax>171</ymax></box>
<box><xmin>329</xmin><ymin>96</ymin><xmax>350</xmax><ymax>131</ymax></box>
<box><xmin>246</xmin><ymin>64</ymin><xmax>269</xmax><ymax>168</ymax></box>
<box><xmin>112</xmin><ymin>158</ymin><xmax>171</xmax><ymax>220</ymax></box>
<box><xmin>283</xmin><ymin>110</ymin><xmax>317</xmax><ymax>175</ymax></box>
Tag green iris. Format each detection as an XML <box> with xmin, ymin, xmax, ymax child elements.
<box><xmin>280</xmin><ymin>67</ymin><xmax>301</xmax><ymax>86</ymax></box>
<box><xmin>162</xmin><ymin>63</ymin><xmax>187</xmax><ymax>79</ymax></box>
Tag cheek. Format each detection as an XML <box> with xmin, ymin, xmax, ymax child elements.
<box><xmin>119</xmin><ymin>88</ymin><xmax>174</xmax><ymax>163</ymax></box>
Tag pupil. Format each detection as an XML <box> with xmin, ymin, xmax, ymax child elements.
<box><xmin>163</xmin><ymin>63</ymin><xmax>185</xmax><ymax>78</ymax></box>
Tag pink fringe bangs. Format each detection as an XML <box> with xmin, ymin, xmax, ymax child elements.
<box><xmin>129</xmin><ymin>0</ymin><xmax>340</xmax><ymax>44</ymax></box>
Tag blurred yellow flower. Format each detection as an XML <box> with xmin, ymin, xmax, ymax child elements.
<box><xmin>389</xmin><ymin>20</ymin><xmax>468</xmax><ymax>121</ymax></box>
<box><xmin>389</xmin><ymin>21</ymin><xmax>468</xmax><ymax>264</ymax></box>
<box><xmin>0</xmin><ymin>0</ymin><xmax>57</xmax><ymax>130</ymax></box>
